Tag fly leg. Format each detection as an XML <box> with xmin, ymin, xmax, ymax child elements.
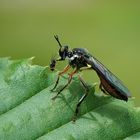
<box><xmin>73</xmin><ymin>75</ymin><xmax>89</xmax><ymax>122</ymax></box>
<box><xmin>52</xmin><ymin>69</ymin><xmax>77</xmax><ymax>100</ymax></box>
<box><xmin>50</xmin><ymin>65</ymin><xmax>71</xmax><ymax>91</ymax></box>
<box><xmin>99</xmin><ymin>83</ymin><xmax>108</xmax><ymax>95</ymax></box>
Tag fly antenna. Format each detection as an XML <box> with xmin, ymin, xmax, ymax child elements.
<box><xmin>54</xmin><ymin>35</ymin><xmax>63</xmax><ymax>48</ymax></box>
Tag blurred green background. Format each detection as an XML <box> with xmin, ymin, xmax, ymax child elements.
<box><xmin>0</xmin><ymin>0</ymin><xmax>140</xmax><ymax>105</ymax></box>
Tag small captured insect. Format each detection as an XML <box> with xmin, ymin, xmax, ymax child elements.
<box><xmin>50</xmin><ymin>35</ymin><xmax>131</xmax><ymax>121</ymax></box>
<box><xmin>50</xmin><ymin>58</ymin><xmax>56</xmax><ymax>71</ymax></box>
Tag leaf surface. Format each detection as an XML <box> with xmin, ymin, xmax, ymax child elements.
<box><xmin>0</xmin><ymin>58</ymin><xmax>139</xmax><ymax>140</ymax></box>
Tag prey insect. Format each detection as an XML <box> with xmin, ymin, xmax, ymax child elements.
<box><xmin>50</xmin><ymin>35</ymin><xmax>131</xmax><ymax>121</ymax></box>
<box><xmin>50</xmin><ymin>58</ymin><xmax>56</xmax><ymax>71</ymax></box>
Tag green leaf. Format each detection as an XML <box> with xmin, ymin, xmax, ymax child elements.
<box><xmin>0</xmin><ymin>57</ymin><xmax>56</xmax><ymax>115</ymax></box>
<box><xmin>0</xmin><ymin>58</ymin><xmax>139</xmax><ymax>140</ymax></box>
<box><xmin>124</xmin><ymin>132</ymin><xmax>140</xmax><ymax>140</ymax></box>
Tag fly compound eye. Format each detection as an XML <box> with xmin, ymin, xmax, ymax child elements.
<box><xmin>59</xmin><ymin>46</ymin><xmax>69</xmax><ymax>60</ymax></box>
<box><xmin>60</xmin><ymin>47</ymin><xmax>64</xmax><ymax>52</ymax></box>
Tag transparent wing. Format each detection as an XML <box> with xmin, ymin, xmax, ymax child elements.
<box><xmin>85</xmin><ymin>56</ymin><xmax>131</xmax><ymax>97</ymax></box>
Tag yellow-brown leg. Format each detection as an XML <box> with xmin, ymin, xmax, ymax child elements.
<box><xmin>79</xmin><ymin>65</ymin><xmax>92</xmax><ymax>71</ymax></box>
<box><xmin>51</xmin><ymin>65</ymin><xmax>71</xmax><ymax>91</ymax></box>
<box><xmin>52</xmin><ymin>69</ymin><xmax>77</xmax><ymax>100</ymax></box>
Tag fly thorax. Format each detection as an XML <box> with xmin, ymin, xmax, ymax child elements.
<box><xmin>66</xmin><ymin>54</ymin><xmax>79</xmax><ymax>61</ymax></box>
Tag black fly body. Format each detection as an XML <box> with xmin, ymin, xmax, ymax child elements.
<box><xmin>50</xmin><ymin>35</ymin><xmax>131</xmax><ymax>121</ymax></box>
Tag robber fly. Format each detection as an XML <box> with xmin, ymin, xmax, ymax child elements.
<box><xmin>50</xmin><ymin>35</ymin><xmax>131</xmax><ymax>121</ymax></box>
